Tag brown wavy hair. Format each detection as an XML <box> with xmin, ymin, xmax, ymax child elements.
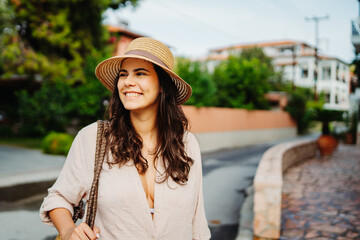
<box><xmin>104</xmin><ymin>63</ymin><xmax>194</xmax><ymax>184</ymax></box>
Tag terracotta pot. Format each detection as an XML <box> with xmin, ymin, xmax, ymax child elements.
<box><xmin>317</xmin><ymin>135</ymin><xmax>337</xmax><ymax>156</ymax></box>
<box><xmin>345</xmin><ymin>133</ymin><xmax>354</xmax><ymax>144</ymax></box>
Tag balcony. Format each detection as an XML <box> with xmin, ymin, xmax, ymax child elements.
<box><xmin>352</xmin><ymin>18</ymin><xmax>360</xmax><ymax>53</ymax></box>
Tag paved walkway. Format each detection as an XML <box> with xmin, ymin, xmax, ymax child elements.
<box><xmin>281</xmin><ymin>144</ymin><xmax>360</xmax><ymax>239</ymax></box>
<box><xmin>0</xmin><ymin>144</ymin><xmax>65</xmax><ymax>187</ymax></box>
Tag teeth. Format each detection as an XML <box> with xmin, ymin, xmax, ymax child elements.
<box><xmin>125</xmin><ymin>92</ymin><xmax>142</xmax><ymax>97</ymax></box>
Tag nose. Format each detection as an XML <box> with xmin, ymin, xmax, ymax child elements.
<box><xmin>124</xmin><ymin>74</ymin><xmax>136</xmax><ymax>87</ymax></box>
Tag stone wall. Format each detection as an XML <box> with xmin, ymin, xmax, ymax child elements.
<box><xmin>253</xmin><ymin>139</ymin><xmax>317</xmax><ymax>239</ymax></box>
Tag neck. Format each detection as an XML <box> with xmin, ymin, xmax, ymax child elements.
<box><xmin>130</xmin><ymin>109</ymin><xmax>158</xmax><ymax>144</ymax></box>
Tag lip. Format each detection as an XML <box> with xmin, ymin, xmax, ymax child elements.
<box><xmin>123</xmin><ymin>91</ymin><xmax>143</xmax><ymax>97</ymax></box>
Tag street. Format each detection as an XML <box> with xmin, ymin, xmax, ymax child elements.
<box><xmin>202</xmin><ymin>144</ymin><xmax>271</xmax><ymax>240</ymax></box>
<box><xmin>0</xmin><ymin>143</ymin><xmax>273</xmax><ymax>240</ymax></box>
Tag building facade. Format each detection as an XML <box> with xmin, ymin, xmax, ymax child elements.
<box><xmin>208</xmin><ymin>40</ymin><xmax>350</xmax><ymax>110</ymax></box>
<box><xmin>351</xmin><ymin>1</ymin><xmax>360</xmax><ymax>145</ymax></box>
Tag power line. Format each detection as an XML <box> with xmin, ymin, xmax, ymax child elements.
<box><xmin>305</xmin><ymin>15</ymin><xmax>329</xmax><ymax>51</ymax></box>
<box><xmin>305</xmin><ymin>15</ymin><xmax>329</xmax><ymax>100</ymax></box>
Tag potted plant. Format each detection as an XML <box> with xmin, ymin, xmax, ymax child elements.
<box><xmin>345</xmin><ymin>112</ymin><xmax>358</xmax><ymax>144</ymax></box>
<box><xmin>312</xmin><ymin>107</ymin><xmax>344</xmax><ymax>156</ymax></box>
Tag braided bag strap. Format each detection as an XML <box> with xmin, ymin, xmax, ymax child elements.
<box><xmin>85</xmin><ymin>120</ymin><xmax>109</xmax><ymax>229</ymax></box>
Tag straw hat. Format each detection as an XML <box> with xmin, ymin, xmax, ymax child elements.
<box><xmin>95</xmin><ymin>37</ymin><xmax>192</xmax><ymax>104</ymax></box>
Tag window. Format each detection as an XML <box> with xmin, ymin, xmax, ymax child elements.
<box><xmin>324</xmin><ymin>93</ymin><xmax>330</xmax><ymax>103</ymax></box>
<box><xmin>279</xmin><ymin>47</ymin><xmax>294</xmax><ymax>54</ymax></box>
<box><xmin>301</xmin><ymin>64</ymin><xmax>308</xmax><ymax>78</ymax></box>
<box><xmin>336</xmin><ymin>64</ymin><xmax>340</xmax><ymax>81</ymax></box>
<box><xmin>322</xmin><ymin>66</ymin><xmax>331</xmax><ymax>80</ymax></box>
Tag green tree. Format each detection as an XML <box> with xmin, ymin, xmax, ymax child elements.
<box><xmin>213</xmin><ymin>49</ymin><xmax>273</xmax><ymax>109</ymax></box>
<box><xmin>175</xmin><ymin>57</ymin><xmax>216</xmax><ymax>107</ymax></box>
<box><xmin>16</xmin><ymin>49</ymin><xmax>112</xmax><ymax>136</ymax></box>
<box><xmin>16</xmin><ymin>80</ymin><xmax>73</xmax><ymax>136</ymax></box>
<box><xmin>0</xmin><ymin>0</ymin><xmax>140</xmax><ymax>135</ymax></box>
<box><xmin>0</xmin><ymin>0</ymin><xmax>139</xmax><ymax>83</ymax></box>
<box><xmin>68</xmin><ymin>49</ymin><xmax>112</xmax><ymax>127</ymax></box>
<box><xmin>240</xmin><ymin>47</ymin><xmax>272</xmax><ymax>66</ymax></box>
<box><xmin>286</xmin><ymin>87</ymin><xmax>315</xmax><ymax>135</ymax></box>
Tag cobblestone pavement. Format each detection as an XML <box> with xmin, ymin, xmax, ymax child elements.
<box><xmin>281</xmin><ymin>144</ymin><xmax>360</xmax><ymax>240</ymax></box>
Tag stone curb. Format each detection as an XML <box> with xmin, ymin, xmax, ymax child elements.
<box><xmin>253</xmin><ymin>139</ymin><xmax>317</xmax><ymax>239</ymax></box>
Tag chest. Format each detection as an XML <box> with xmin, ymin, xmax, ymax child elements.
<box><xmin>95</xmin><ymin>161</ymin><xmax>197</xmax><ymax>213</ymax></box>
<box><xmin>138</xmin><ymin>161</ymin><xmax>157</xmax><ymax>208</ymax></box>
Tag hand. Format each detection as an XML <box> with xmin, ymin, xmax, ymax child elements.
<box><xmin>62</xmin><ymin>222</ymin><xmax>100</xmax><ymax>240</ymax></box>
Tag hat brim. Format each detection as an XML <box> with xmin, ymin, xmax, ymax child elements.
<box><xmin>95</xmin><ymin>55</ymin><xmax>192</xmax><ymax>104</ymax></box>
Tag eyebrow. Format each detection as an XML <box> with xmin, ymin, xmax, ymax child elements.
<box><xmin>119</xmin><ymin>68</ymin><xmax>150</xmax><ymax>73</ymax></box>
<box><xmin>134</xmin><ymin>68</ymin><xmax>150</xmax><ymax>72</ymax></box>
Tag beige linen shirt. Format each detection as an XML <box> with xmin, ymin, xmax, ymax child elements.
<box><xmin>40</xmin><ymin>122</ymin><xmax>211</xmax><ymax>240</ymax></box>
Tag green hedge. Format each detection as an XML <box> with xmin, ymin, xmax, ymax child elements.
<box><xmin>41</xmin><ymin>132</ymin><xmax>74</xmax><ymax>155</ymax></box>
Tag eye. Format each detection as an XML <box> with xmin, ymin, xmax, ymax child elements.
<box><xmin>119</xmin><ymin>72</ymin><xmax>127</xmax><ymax>78</ymax></box>
<box><xmin>136</xmin><ymin>72</ymin><xmax>146</xmax><ymax>76</ymax></box>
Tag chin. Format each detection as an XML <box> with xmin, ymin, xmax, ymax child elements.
<box><xmin>123</xmin><ymin>105</ymin><xmax>141</xmax><ymax>111</ymax></box>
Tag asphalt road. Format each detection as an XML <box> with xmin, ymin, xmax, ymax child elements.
<box><xmin>0</xmin><ymin>134</ymin><xmax>317</xmax><ymax>240</ymax></box>
<box><xmin>202</xmin><ymin>144</ymin><xmax>272</xmax><ymax>240</ymax></box>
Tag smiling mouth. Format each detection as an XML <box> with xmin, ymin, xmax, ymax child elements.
<box><xmin>125</xmin><ymin>92</ymin><xmax>143</xmax><ymax>97</ymax></box>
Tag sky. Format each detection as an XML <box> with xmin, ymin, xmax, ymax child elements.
<box><xmin>104</xmin><ymin>0</ymin><xmax>358</xmax><ymax>63</ymax></box>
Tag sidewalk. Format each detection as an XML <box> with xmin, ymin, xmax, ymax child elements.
<box><xmin>0</xmin><ymin>144</ymin><xmax>65</xmax><ymax>200</ymax></box>
<box><xmin>281</xmin><ymin>144</ymin><xmax>360</xmax><ymax>239</ymax></box>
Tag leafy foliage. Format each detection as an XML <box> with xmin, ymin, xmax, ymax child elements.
<box><xmin>16</xmin><ymin>80</ymin><xmax>73</xmax><ymax>136</ymax></box>
<box><xmin>16</xmin><ymin>50</ymin><xmax>111</xmax><ymax>136</ymax></box>
<box><xmin>0</xmin><ymin>0</ymin><xmax>136</xmax><ymax>136</ymax></box>
<box><xmin>310</xmin><ymin>107</ymin><xmax>344</xmax><ymax>135</ymax></box>
<box><xmin>286</xmin><ymin>87</ymin><xmax>314</xmax><ymax>135</ymax></box>
<box><xmin>68</xmin><ymin>50</ymin><xmax>112</xmax><ymax>126</ymax></box>
<box><xmin>41</xmin><ymin>131</ymin><xmax>74</xmax><ymax>155</ymax></box>
<box><xmin>0</xmin><ymin>0</ymin><xmax>139</xmax><ymax>83</ymax></box>
<box><xmin>212</xmin><ymin>49</ymin><xmax>273</xmax><ymax>109</ymax></box>
<box><xmin>175</xmin><ymin>57</ymin><xmax>216</xmax><ymax>107</ymax></box>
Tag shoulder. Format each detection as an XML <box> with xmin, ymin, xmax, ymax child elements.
<box><xmin>78</xmin><ymin>121</ymin><xmax>98</xmax><ymax>137</ymax></box>
<box><xmin>183</xmin><ymin>131</ymin><xmax>201</xmax><ymax>162</ymax></box>
<box><xmin>73</xmin><ymin>121</ymin><xmax>99</xmax><ymax>148</ymax></box>
<box><xmin>183</xmin><ymin>131</ymin><xmax>197</xmax><ymax>145</ymax></box>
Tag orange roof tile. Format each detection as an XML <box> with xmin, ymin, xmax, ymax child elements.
<box><xmin>106</xmin><ymin>25</ymin><xmax>144</xmax><ymax>38</ymax></box>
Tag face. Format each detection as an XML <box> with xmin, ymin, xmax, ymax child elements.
<box><xmin>117</xmin><ymin>58</ymin><xmax>161</xmax><ymax>113</ymax></box>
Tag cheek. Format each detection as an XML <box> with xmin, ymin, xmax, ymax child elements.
<box><xmin>117</xmin><ymin>81</ymin><xmax>124</xmax><ymax>100</ymax></box>
<box><xmin>117</xmin><ymin>80</ymin><xmax>123</xmax><ymax>90</ymax></box>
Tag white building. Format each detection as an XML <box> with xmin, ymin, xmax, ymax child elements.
<box><xmin>207</xmin><ymin>40</ymin><xmax>350</xmax><ymax>110</ymax></box>
<box><xmin>351</xmin><ymin>4</ymin><xmax>360</xmax><ymax>145</ymax></box>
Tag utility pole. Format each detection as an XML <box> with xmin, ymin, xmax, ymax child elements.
<box><xmin>292</xmin><ymin>45</ymin><xmax>296</xmax><ymax>90</ymax></box>
<box><xmin>305</xmin><ymin>15</ymin><xmax>329</xmax><ymax>101</ymax></box>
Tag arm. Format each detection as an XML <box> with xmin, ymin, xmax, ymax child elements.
<box><xmin>49</xmin><ymin>208</ymin><xmax>99</xmax><ymax>240</ymax></box>
<box><xmin>40</xmin><ymin>123</ymin><xmax>100</xmax><ymax>239</ymax></box>
<box><xmin>187</xmin><ymin>133</ymin><xmax>211</xmax><ymax>240</ymax></box>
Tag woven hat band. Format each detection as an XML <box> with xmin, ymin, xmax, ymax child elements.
<box><xmin>125</xmin><ymin>50</ymin><xmax>169</xmax><ymax>69</ymax></box>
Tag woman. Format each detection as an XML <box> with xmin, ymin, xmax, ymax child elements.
<box><xmin>40</xmin><ymin>37</ymin><xmax>211</xmax><ymax>240</ymax></box>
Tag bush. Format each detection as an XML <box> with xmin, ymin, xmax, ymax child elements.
<box><xmin>286</xmin><ymin>88</ymin><xmax>314</xmax><ymax>135</ymax></box>
<box><xmin>0</xmin><ymin>125</ymin><xmax>14</xmax><ymax>137</ymax></box>
<box><xmin>15</xmin><ymin>50</ymin><xmax>111</xmax><ymax>137</ymax></box>
<box><xmin>41</xmin><ymin>132</ymin><xmax>74</xmax><ymax>155</ymax></box>
<box><xmin>16</xmin><ymin>80</ymin><xmax>73</xmax><ymax>136</ymax></box>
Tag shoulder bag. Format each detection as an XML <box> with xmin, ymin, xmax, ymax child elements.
<box><xmin>55</xmin><ymin>120</ymin><xmax>108</xmax><ymax>240</ymax></box>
